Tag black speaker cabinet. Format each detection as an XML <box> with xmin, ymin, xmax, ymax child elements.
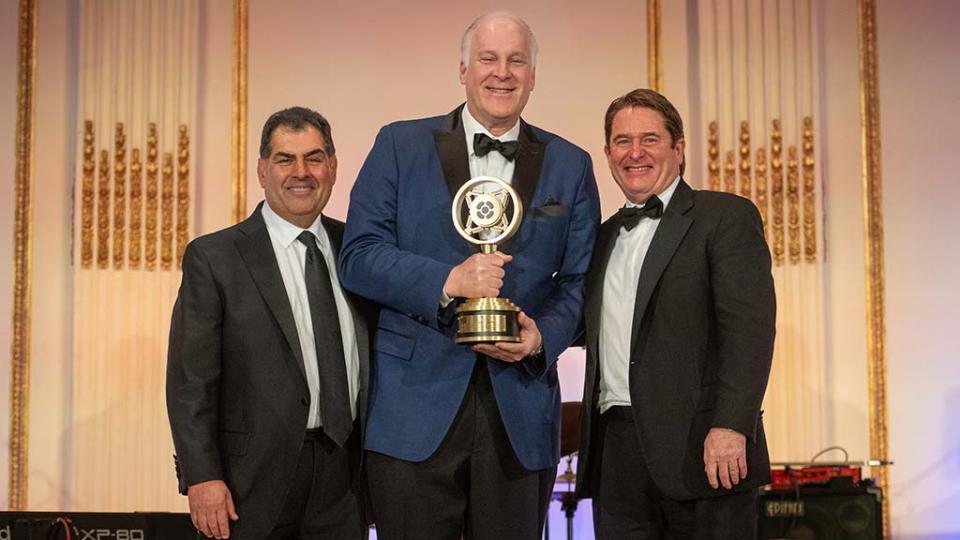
<box><xmin>759</xmin><ymin>484</ymin><xmax>883</xmax><ymax>539</ymax></box>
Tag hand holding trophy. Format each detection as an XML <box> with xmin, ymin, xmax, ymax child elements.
<box><xmin>451</xmin><ymin>176</ymin><xmax>523</xmax><ymax>344</ymax></box>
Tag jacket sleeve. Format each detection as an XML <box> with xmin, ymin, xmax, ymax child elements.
<box><xmin>166</xmin><ymin>240</ymin><xmax>225</xmax><ymax>492</ymax></box>
<box><xmin>522</xmin><ymin>150</ymin><xmax>601</xmax><ymax>376</ymax></box>
<box><xmin>708</xmin><ymin>197</ymin><xmax>776</xmax><ymax>440</ymax></box>
<box><xmin>338</xmin><ymin>125</ymin><xmax>455</xmax><ymax>329</ymax></box>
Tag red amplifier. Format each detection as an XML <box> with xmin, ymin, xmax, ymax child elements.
<box><xmin>769</xmin><ymin>464</ymin><xmax>863</xmax><ymax>491</ymax></box>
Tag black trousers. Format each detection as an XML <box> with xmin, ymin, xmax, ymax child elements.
<box><xmin>366</xmin><ymin>360</ymin><xmax>555</xmax><ymax>540</ymax></box>
<box><xmin>592</xmin><ymin>407</ymin><xmax>757</xmax><ymax>540</ymax></box>
<box><xmin>266</xmin><ymin>427</ymin><xmax>366</xmax><ymax>540</ymax></box>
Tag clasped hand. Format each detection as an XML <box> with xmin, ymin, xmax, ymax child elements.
<box><xmin>444</xmin><ymin>252</ymin><xmax>541</xmax><ymax>363</ymax></box>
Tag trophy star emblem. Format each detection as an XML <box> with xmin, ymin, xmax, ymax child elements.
<box><xmin>451</xmin><ymin>176</ymin><xmax>524</xmax><ymax>344</ymax></box>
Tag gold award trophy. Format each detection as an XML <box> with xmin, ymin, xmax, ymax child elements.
<box><xmin>451</xmin><ymin>176</ymin><xmax>524</xmax><ymax>344</ymax></box>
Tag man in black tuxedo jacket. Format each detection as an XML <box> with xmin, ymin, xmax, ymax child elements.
<box><xmin>167</xmin><ymin>107</ymin><xmax>372</xmax><ymax>539</ymax></box>
<box><xmin>575</xmin><ymin>89</ymin><xmax>776</xmax><ymax>539</ymax></box>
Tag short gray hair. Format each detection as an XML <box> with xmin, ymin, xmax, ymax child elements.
<box><xmin>460</xmin><ymin>12</ymin><xmax>539</xmax><ymax>66</ymax></box>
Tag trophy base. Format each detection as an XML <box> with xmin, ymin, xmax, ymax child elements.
<box><xmin>455</xmin><ymin>297</ymin><xmax>522</xmax><ymax>344</ymax></box>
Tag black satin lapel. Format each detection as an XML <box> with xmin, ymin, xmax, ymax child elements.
<box><xmin>629</xmin><ymin>182</ymin><xmax>695</xmax><ymax>352</ymax></box>
<box><xmin>514</xmin><ymin>120</ymin><xmax>544</xmax><ymax>213</ymax></box>
<box><xmin>322</xmin><ymin>214</ymin><xmax>343</xmax><ymax>254</ymax></box>
<box><xmin>235</xmin><ymin>217</ymin><xmax>307</xmax><ymax>384</ymax></box>
<box><xmin>434</xmin><ymin>106</ymin><xmax>471</xmax><ymax>200</ymax></box>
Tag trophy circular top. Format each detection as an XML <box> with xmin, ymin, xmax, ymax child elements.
<box><xmin>451</xmin><ymin>176</ymin><xmax>523</xmax><ymax>247</ymax></box>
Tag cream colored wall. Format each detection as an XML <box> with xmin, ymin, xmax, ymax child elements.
<box><xmin>0</xmin><ymin>0</ymin><xmax>19</xmax><ymax>506</ymax></box>
<box><xmin>195</xmin><ymin>0</ymin><xmax>234</xmax><ymax>235</ymax></box>
<box><xmin>818</xmin><ymin>0</ymin><xmax>871</xmax><ymax>462</ymax></box>
<box><xmin>26</xmin><ymin>0</ymin><xmax>77</xmax><ymax>510</ymax></box>
<box><xmin>245</xmin><ymin>0</ymin><xmax>648</xmax><ymax>223</ymax></box>
<box><xmin>878</xmin><ymin>0</ymin><xmax>960</xmax><ymax>536</ymax></box>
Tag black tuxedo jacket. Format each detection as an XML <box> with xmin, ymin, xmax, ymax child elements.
<box><xmin>166</xmin><ymin>206</ymin><xmax>373</xmax><ymax>540</ymax></box>
<box><xmin>575</xmin><ymin>180</ymin><xmax>776</xmax><ymax>501</ymax></box>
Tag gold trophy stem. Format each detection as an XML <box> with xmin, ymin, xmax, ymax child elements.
<box><xmin>481</xmin><ymin>244</ymin><xmax>496</xmax><ymax>254</ymax></box>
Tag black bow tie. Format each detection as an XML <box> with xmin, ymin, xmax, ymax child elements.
<box><xmin>618</xmin><ymin>196</ymin><xmax>664</xmax><ymax>231</ymax></box>
<box><xmin>474</xmin><ymin>133</ymin><xmax>520</xmax><ymax>161</ymax></box>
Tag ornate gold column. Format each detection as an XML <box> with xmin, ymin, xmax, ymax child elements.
<box><xmin>9</xmin><ymin>0</ymin><xmax>37</xmax><ymax>511</ymax></box>
<box><xmin>231</xmin><ymin>0</ymin><xmax>248</xmax><ymax>223</ymax></box>
<box><xmin>857</xmin><ymin>0</ymin><xmax>890</xmax><ymax>533</ymax></box>
<box><xmin>647</xmin><ymin>0</ymin><xmax>662</xmax><ymax>91</ymax></box>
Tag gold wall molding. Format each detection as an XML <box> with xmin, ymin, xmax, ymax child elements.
<box><xmin>770</xmin><ymin>120</ymin><xmax>785</xmax><ymax>266</ymax></box>
<box><xmin>97</xmin><ymin>149</ymin><xmax>110</xmax><ymax>269</ymax></box>
<box><xmin>802</xmin><ymin>117</ymin><xmax>817</xmax><ymax>263</ymax></box>
<box><xmin>755</xmin><ymin>148</ymin><xmax>768</xmax><ymax>237</ymax></box>
<box><xmin>858</xmin><ymin>0</ymin><xmax>890</xmax><ymax>533</ymax></box>
<box><xmin>177</xmin><ymin>125</ymin><xmax>190</xmax><ymax>268</ymax></box>
<box><xmin>231</xmin><ymin>0</ymin><xmax>248</xmax><ymax>223</ymax></box>
<box><xmin>81</xmin><ymin>121</ymin><xmax>95</xmax><ymax>269</ymax></box>
<box><xmin>113</xmin><ymin>124</ymin><xmax>126</xmax><ymax>269</ymax></box>
<box><xmin>738</xmin><ymin>121</ymin><xmax>751</xmax><ymax>199</ymax></box>
<box><xmin>707</xmin><ymin>121</ymin><xmax>720</xmax><ymax>191</ymax></box>
<box><xmin>9</xmin><ymin>0</ymin><xmax>36</xmax><ymax>511</ymax></box>
<box><xmin>161</xmin><ymin>153</ymin><xmax>174</xmax><ymax>271</ymax></box>
<box><xmin>129</xmin><ymin>149</ymin><xmax>143</xmax><ymax>269</ymax></box>
<box><xmin>146</xmin><ymin>124</ymin><xmax>159</xmax><ymax>271</ymax></box>
<box><xmin>723</xmin><ymin>150</ymin><xmax>735</xmax><ymax>194</ymax></box>
<box><xmin>787</xmin><ymin>146</ymin><xmax>800</xmax><ymax>264</ymax></box>
<box><xmin>646</xmin><ymin>0</ymin><xmax>662</xmax><ymax>91</ymax></box>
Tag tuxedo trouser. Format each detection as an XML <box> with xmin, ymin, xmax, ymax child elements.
<box><xmin>266</xmin><ymin>426</ymin><xmax>366</xmax><ymax>540</ymax></box>
<box><xmin>366</xmin><ymin>359</ymin><xmax>555</xmax><ymax>540</ymax></box>
<box><xmin>592</xmin><ymin>406</ymin><xmax>757</xmax><ymax>540</ymax></box>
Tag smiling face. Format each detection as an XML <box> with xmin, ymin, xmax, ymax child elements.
<box><xmin>257</xmin><ymin>126</ymin><xmax>337</xmax><ymax>228</ymax></box>
<box><xmin>459</xmin><ymin>16</ymin><xmax>536</xmax><ymax>136</ymax></box>
<box><xmin>605</xmin><ymin>106</ymin><xmax>685</xmax><ymax>204</ymax></box>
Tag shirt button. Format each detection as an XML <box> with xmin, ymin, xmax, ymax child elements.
<box><xmin>300</xmin><ymin>397</ymin><xmax>309</xmax><ymax>407</ymax></box>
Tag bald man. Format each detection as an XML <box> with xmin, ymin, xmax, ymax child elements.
<box><xmin>339</xmin><ymin>12</ymin><xmax>600</xmax><ymax>539</ymax></box>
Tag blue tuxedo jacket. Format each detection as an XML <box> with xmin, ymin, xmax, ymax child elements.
<box><xmin>339</xmin><ymin>105</ymin><xmax>599</xmax><ymax>470</ymax></box>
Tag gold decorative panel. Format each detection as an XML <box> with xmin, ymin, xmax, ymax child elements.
<box><xmin>738</xmin><ymin>121</ymin><xmax>751</xmax><ymax>199</ymax></box>
<box><xmin>129</xmin><ymin>149</ymin><xmax>143</xmax><ymax>269</ymax></box>
<box><xmin>771</xmin><ymin>121</ymin><xmax>785</xmax><ymax>266</ymax></box>
<box><xmin>161</xmin><ymin>153</ymin><xmax>175</xmax><ymax>271</ymax></box>
<box><xmin>177</xmin><ymin>125</ymin><xmax>190</xmax><ymax>269</ymax></box>
<box><xmin>755</xmin><ymin>148</ymin><xmax>768</xmax><ymax>238</ymax></box>
<box><xmin>802</xmin><ymin>117</ymin><xmax>817</xmax><ymax>262</ymax></box>
<box><xmin>704</xmin><ymin>116</ymin><xmax>819</xmax><ymax>266</ymax></box>
<box><xmin>75</xmin><ymin>122</ymin><xmax>191</xmax><ymax>272</ymax></box>
<box><xmin>81</xmin><ymin>121</ymin><xmax>95</xmax><ymax>269</ymax></box>
<box><xmin>113</xmin><ymin>123</ymin><xmax>126</xmax><ymax>269</ymax></box>
<box><xmin>723</xmin><ymin>150</ymin><xmax>735</xmax><ymax>194</ymax></box>
<box><xmin>707</xmin><ymin>121</ymin><xmax>720</xmax><ymax>191</ymax></box>
<box><xmin>146</xmin><ymin>123</ymin><xmax>159</xmax><ymax>271</ymax></box>
<box><xmin>97</xmin><ymin>149</ymin><xmax>110</xmax><ymax>269</ymax></box>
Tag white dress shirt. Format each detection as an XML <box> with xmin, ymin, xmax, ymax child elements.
<box><xmin>598</xmin><ymin>176</ymin><xmax>681</xmax><ymax>413</ymax></box>
<box><xmin>261</xmin><ymin>202</ymin><xmax>360</xmax><ymax>428</ymax></box>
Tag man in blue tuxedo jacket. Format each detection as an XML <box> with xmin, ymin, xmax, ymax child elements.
<box><xmin>339</xmin><ymin>11</ymin><xmax>600</xmax><ymax>539</ymax></box>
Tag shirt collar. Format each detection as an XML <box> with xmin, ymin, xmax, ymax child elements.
<box><xmin>260</xmin><ymin>201</ymin><xmax>329</xmax><ymax>250</ymax></box>
<box><xmin>462</xmin><ymin>105</ymin><xmax>521</xmax><ymax>157</ymax></box>
<box><xmin>624</xmin><ymin>175</ymin><xmax>682</xmax><ymax>211</ymax></box>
